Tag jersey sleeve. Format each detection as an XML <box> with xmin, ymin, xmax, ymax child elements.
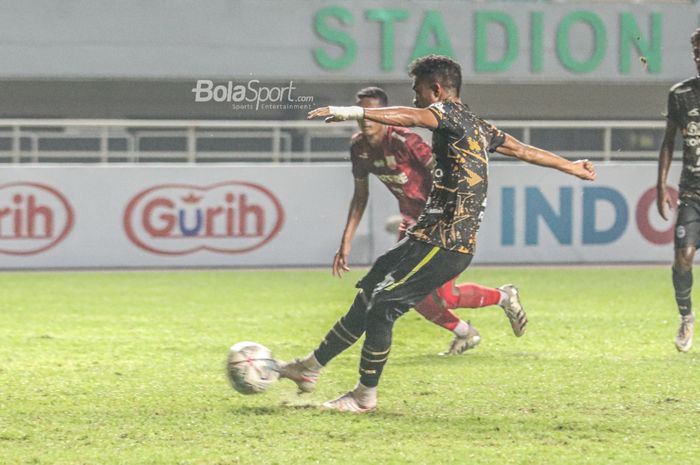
<box><xmin>427</xmin><ymin>101</ymin><xmax>460</xmax><ymax>136</ymax></box>
<box><xmin>666</xmin><ymin>89</ymin><xmax>681</xmax><ymax>126</ymax></box>
<box><xmin>403</xmin><ymin>130</ymin><xmax>434</xmax><ymax>167</ymax></box>
<box><xmin>482</xmin><ymin>121</ymin><xmax>506</xmax><ymax>153</ymax></box>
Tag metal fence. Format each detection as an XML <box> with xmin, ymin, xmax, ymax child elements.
<box><xmin>0</xmin><ymin>119</ymin><xmax>671</xmax><ymax>164</ymax></box>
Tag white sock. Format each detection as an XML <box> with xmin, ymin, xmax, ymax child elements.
<box><xmin>353</xmin><ymin>382</ymin><xmax>377</xmax><ymax>407</ymax></box>
<box><xmin>497</xmin><ymin>289</ymin><xmax>509</xmax><ymax>306</ymax></box>
<box><xmin>453</xmin><ymin>320</ymin><xmax>470</xmax><ymax>338</ymax></box>
<box><xmin>301</xmin><ymin>352</ymin><xmax>323</xmax><ymax>371</ymax></box>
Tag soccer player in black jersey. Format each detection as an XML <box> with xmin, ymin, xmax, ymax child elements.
<box><xmin>657</xmin><ymin>28</ymin><xmax>700</xmax><ymax>352</ymax></box>
<box><xmin>280</xmin><ymin>55</ymin><xmax>596</xmax><ymax>412</ymax></box>
<box><xmin>338</xmin><ymin>86</ymin><xmax>527</xmax><ymax>356</ymax></box>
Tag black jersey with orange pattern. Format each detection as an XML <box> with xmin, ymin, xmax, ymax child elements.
<box><xmin>408</xmin><ymin>100</ymin><xmax>505</xmax><ymax>254</ymax></box>
<box><xmin>667</xmin><ymin>77</ymin><xmax>700</xmax><ymax>198</ymax></box>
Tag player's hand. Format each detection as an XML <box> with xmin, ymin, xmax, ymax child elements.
<box><xmin>571</xmin><ymin>159</ymin><xmax>596</xmax><ymax>181</ymax></box>
<box><xmin>657</xmin><ymin>186</ymin><xmax>675</xmax><ymax>220</ymax></box>
<box><xmin>308</xmin><ymin>106</ymin><xmax>364</xmax><ymax>123</ymax></box>
<box><xmin>332</xmin><ymin>246</ymin><xmax>351</xmax><ymax>278</ymax></box>
<box><xmin>308</xmin><ymin>107</ymin><xmax>339</xmax><ymax>123</ymax></box>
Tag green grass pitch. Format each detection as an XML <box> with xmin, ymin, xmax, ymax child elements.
<box><xmin>1</xmin><ymin>267</ymin><xmax>699</xmax><ymax>465</ymax></box>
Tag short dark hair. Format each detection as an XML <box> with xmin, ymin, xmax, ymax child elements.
<box><xmin>408</xmin><ymin>55</ymin><xmax>462</xmax><ymax>96</ymax></box>
<box><xmin>692</xmin><ymin>28</ymin><xmax>700</xmax><ymax>45</ymax></box>
<box><xmin>355</xmin><ymin>87</ymin><xmax>388</xmax><ymax>106</ymax></box>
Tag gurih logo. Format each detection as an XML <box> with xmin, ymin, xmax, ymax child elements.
<box><xmin>0</xmin><ymin>182</ymin><xmax>74</xmax><ymax>255</ymax></box>
<box><xmin>124</xmin><ymin>181</ymin><xmax>284</xmax><ymax>255</ymax></box>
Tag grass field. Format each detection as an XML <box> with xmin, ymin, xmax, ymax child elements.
<box><xmin>1</xmin><ymin>267</ymin><xmax>699</xmax><ymax>465</ymax></box>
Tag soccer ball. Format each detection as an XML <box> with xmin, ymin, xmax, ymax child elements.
<box><xmin>226</xmin><ymin>341</ymin><xmax>279</xmax><ymax>395</ymax></box>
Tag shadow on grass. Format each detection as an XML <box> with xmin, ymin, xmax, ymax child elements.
<box><xmin>274</xmin><ymin>401</ymin><xmax>407</xmax><ymax>418</ymax></box>
<box><xmin>228</xmin><ymin>405</ymin><xmax>284</xmax><ymax>416</ymax></box>
<box><xmin>395</xmin><ymin>351</ymin><xmax>547</xmax><ymax>366</ymax></box>
<box><xmin>229</xmin><ymin>402</ymin><xmax>406</xmax><ymax>418</ymax></box>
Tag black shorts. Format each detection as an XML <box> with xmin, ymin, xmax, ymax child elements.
<box><xmin>356</xmin><ymin>237</ymin><xmax>472</xmax><ymax>320</ymax></box>
<box><xmin>675</xmin><ymin>197</ymin><xmax>700</xmax><ymax>250</ymax></box>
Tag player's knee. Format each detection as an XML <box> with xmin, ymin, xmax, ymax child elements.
<box><xmin>434</xmin><ymin>287</ymin><xmax>456</xmax><ymax>309</ymax></box>
<box><xmin>367</xmin><ymin>293</ymin><xmax>405</xmax><ymax>324</ymax></box>
<box><xmin>674</xmin><ymin>248</ymin><xmax>695</xmax><ymax>271</ymax></box>
<box><xmin>365</xmin><ymin>302</ymin><xmax>390</xmax><ymax>325</ymax></box>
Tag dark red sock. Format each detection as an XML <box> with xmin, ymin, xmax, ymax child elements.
<box><xmin>414</xmin><ymin>292</ymin><xmax>461</xmax><ymax>331</ymax></box>
<box><xmin>451</xmin><ymin>283</ymin><xmax>501</xmax><ymax>309</ymax></box>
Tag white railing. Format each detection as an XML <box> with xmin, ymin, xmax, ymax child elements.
<box><xmin>0</xmin><ymin>118</ymin><xmax>667</xmax><ymax>164</ymax></box>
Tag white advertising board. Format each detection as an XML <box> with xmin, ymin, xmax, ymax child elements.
<box><xmin>475</xmin><ymin>163</ymin><xmax>680</xmax><ymax>264</ymax></box>
<box><xmin>0</xmin><ymin>163</ymin><xmax>682</xmax><ymax>268</ymax></box>
<box><xmin>0</xmin><ymin>165</ymin><xmax>362</xmax><ymax>268</ymax></box>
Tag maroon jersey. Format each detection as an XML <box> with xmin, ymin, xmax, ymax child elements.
<box><xmin>350</xmin><ymin>126</ymin><xmax>433</xmax><ymax>223</ymax></box>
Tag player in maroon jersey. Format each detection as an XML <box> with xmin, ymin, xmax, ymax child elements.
<box><xmin>333</xmin><ymin>86</ymin><xmax>527</xmax><ymax>355</ymax></box>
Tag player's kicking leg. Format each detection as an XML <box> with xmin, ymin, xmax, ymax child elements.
<box><xmin>323</xmin><ymin>239</ymin><xmax>473</xmax><ymax>412</ymax></box>
<box><xmin>277</xmin><ymin>354</ymin><xmax>323</xmax><ymax>394</ymax></box>
<box><xmin>279</xmin><ymin>238</ymin><xmax>409</xmax><ymax>393</ymax></box>
<box><xmin>278</xmin><ymin>289</ymin><xmax>368</xmax><ymax>393</ymax></box>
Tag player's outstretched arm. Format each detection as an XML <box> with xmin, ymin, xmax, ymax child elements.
<box><xmin>333</xmin><ymin>177</ymin><xmax>369</xmax><ymax>278</ymax></box>
<box><xmin>307</xmin><ymin>106</ymin><xmax>439</xmax><ymax>129</ymax></box>
<box><xmin>495</xmin><ymin>133</ymin><xmax>596</xmax><ymax>181</ymax></box>
<box><xmin>657</xmin><ymin>119</ymin><xmax>678</xmax><ymax>220</ymax></box>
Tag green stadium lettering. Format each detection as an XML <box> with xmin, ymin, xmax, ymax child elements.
<box><xmin>366</xmin><ymin>9</ymin><xmax>409</xmax><ymax>71</ymax></box>
<box><xmin>409</xmin><ymin>10</ymin><xmax>455</xmax><ymax>62</ymax></box>
<box><xmin>530</xmin><ymin>12</ymin><xmax>544</xmax><ymax>73</ymax></box>
<box><xmin>475</xmin><ymin>11</ymin><xmax>519</xmax><ymax>73</ymax></box>
<box><xmin>619</xmin><ymin>12</ymin><xmax>662</xmax><ymax>74</ymax></box>
<box><xmin>556</xmin><ymin>11</ymin><xmax>607</xmax><ymax>73</ymax></box>
<box><xmin>313</xmin><ymin>6</ymin><xmax>357</xmax><ymax>71</ymax></box>
<box><xmin>312</xmin><ymin>8</ymin><xmax>664</xmax><ymax>75</ymax></box>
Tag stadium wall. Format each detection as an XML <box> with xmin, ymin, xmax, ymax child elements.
<box><xmin>0</xmin><ymin>1</ymin><xmax>693</xmax><ymax>82</ymax></box>
<box><xmin>0</xmin><ymin>164</ymin><xmax>680</xmax><ymax>268</ymax></box>
<box><xmin>0</xmin><ymin>1</ymin><xmax>697</xmax><ymax>120</ymax></box>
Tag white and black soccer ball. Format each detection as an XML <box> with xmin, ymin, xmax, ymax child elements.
<box><xmin>226</xmin><ymin>341</ymin><xmax>279</xmax><ymax>395</ymax></box>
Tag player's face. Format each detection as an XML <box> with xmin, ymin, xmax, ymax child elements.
<box><xmin>412</xmin><ymin>77</ymin><xmax>439</xmax><ymax>108</ymax></box>
<box><xmin>693</xmin><ymin>40</ymin><xmax>700</xmax><ymax>74</ymax></box>
<box><xmin>357</xmin><ymin>97</ymin><xmax>385</xmax><ymax>139</ymax></box>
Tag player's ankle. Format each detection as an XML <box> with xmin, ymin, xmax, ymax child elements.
<box><xmin>301</xmin><ymin>352</ymin><xmax>323</xmax><ymax>372</ymax></box>
<box><xmin>353</xmin><ymin>382</ymin><xmax>377</xmax><ymax>407</ymax></box>
<box><xmin>453</xmin><ymin>320</ymin><xmax>470</xmax><ymax>338</ymax></box>
<box><xmin>497</xmin><ymin>289</ymin><xmax>509</xmax><ymax>306</ymax></box>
